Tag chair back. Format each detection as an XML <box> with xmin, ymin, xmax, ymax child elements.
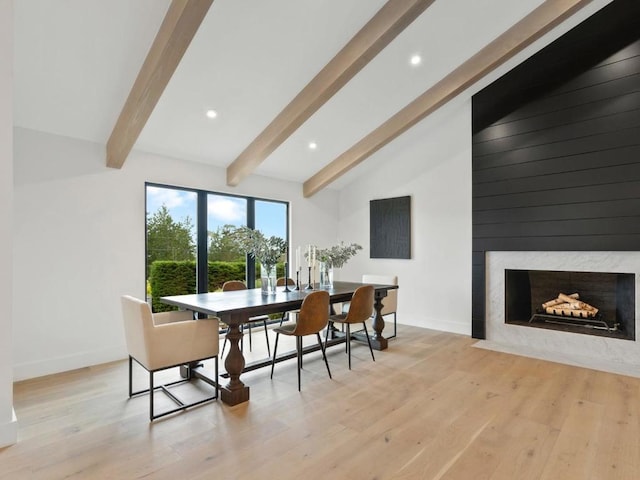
<box><xmin>292</xmin><ymin>290</ymin><xmax>329</xmax><ymax>336</ymax></box>
<box><xmin>362</xmin><ymin>274</ymin><xmax>397</xmax><ymax>315</ymax></box>
<box><xmin>121</xmin><ymin>295</ymin><xmax>154</xmax><ymax>368</ymax></box>
<box><xmin>276</xmin><ymin>277</ymin><xmax>295</xmax><ymax>286</ymax></box>
<box><xmin>344</xmin><ymin>285</ymin><xmax>374</xmax><ymax>324</ymax></box>
<box><xmin>222</xmin><ymin>280</ymin><xmax>247</xmax><ymax>291</ymax></box>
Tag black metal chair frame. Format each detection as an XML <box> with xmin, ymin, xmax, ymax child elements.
<box><xmin>270</xmin><ymin>331</ymin><xmax>331</xmax><ymax>391</ymax></box>
<box><xmin>326</xmin><ymin>320</ymin><xmax>375</xmax><ymax>370</ymax></box>
<box><xmin>128</xmin><ymin>354</ymin><xmax>219</xmax><ymax>421</ymax></box>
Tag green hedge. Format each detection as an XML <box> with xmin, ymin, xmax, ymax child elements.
<box><xmin>149</xmin><ymin>261</ymin><xmax>197</xmax><ymax>312</ymax></box>
<box><xmin>149</xmin><ymin>260</ymin><xmax>286</xmax><ymax>312</ymax></box>
<box><xmin>208</xmin><ymin>261</ymin><xmax>247</xmax><ymax>292</ymax></box>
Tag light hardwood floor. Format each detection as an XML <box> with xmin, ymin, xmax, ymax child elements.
<box><xmin>2</xmin><ymin>324</ymin><xmax>639</xmax><ymax>479</ymax></box>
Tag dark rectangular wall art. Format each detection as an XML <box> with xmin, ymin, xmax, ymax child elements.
<box><xmin>370</xmin><ymin>196</ymin><xmax>411</xmax><ymax>259</ymax></box>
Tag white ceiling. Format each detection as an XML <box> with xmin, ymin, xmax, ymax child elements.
<box><xmin>13</xmin><ymin>0</ymin><xmax>609</xmax><ymax>191</ymax></box>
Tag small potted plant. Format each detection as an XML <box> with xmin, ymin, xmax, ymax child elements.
<box><xmin>231</xmin><ymin>226</ymin><xmax>286</xmax><ymax>295</ymax></box>
<box><xmin>313</xmin><ymin>242</ymin><xmax>363</xmax><ymax>288</ymax></box>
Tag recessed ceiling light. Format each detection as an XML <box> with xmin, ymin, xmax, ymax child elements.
<box><xmin>308</xmin><ymin>142</ymin><xmax>317</xmax><ymax>150</ymax></box>
<box><xmin>206</xmin><ymin>109</ymin><xmax>218</xmax><ymax>119</ymax></box>
<box><xmin>410</xmin><ymin>54</ymin><xmax>422</xmax><ymax>66</ymax></box>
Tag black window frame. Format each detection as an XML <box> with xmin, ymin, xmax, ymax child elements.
<box><xmin>145</xmin><ymin>182</ymin><xmax>290</xmax><ymax>294</ymax></box>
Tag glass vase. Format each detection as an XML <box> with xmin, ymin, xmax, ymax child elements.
<box><xmin>260</xmin><ymin>263</ymin><xmax>277</xmax><ymax>295</ymax></box>
<box><xmin>319</xmin><ymin>261</ymin><xmax>334</xmax><ymax>289</ymax></box>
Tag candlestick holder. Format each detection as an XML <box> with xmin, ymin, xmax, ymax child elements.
<box><xmin>305</xmin><ymin>266</ymin><xmax>313</xmax><ymax>289</ymax></box>
<box><xmin>283</xmin><ymin>263</ymin><xmax>291</xmax><ymax>292</ymax></box>
<box><xmin>295</xmin><ymin>270</ymin><xmax>300</xmax><ymax>290</ymax></box>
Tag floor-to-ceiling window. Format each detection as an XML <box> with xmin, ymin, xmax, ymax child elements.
<box><xmin>145</xmin><ymin>185</ymin><xmax>197</xmax><ymax>308</ymax></box>
<box><xmin>255</xmin><ymin>199</ymin><xmax>288</xmax><ymax>242</ymax></box>
<box><xmin>145</xmin><ymin>183</ymin><xmax>289</xmax><ymax>310</ymax></box>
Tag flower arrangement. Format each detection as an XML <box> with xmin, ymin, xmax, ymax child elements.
<box><xmin>230</xmin><ymin>226</ymin><xmax>286</xmax><ymax>271</ymax></box>
<box><xmin>312</xmin><ymin>242</ymin><xmax>363</xmax><ymax>268</ymax></box>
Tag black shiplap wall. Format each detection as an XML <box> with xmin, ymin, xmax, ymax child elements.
<box><xmin>471</xmin><ymin>0</ymin><xmax>640</xmax><ymax>339</ymax></box>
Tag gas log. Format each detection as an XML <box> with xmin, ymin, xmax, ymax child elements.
<box><xmin>542</xmin><ymin>292</ymin><xmax>599</xmax><ymax>318</ymax></box>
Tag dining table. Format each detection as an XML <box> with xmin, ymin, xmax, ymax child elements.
<box><xmin>161</xmin><ymin>280</ymin><xmax>398</xmax><ymax>405</ymax></box>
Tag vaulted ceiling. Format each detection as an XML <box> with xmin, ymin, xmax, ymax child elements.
<box><xmin>13</xmin><ymin>0</ymin><xmax>609</xmax><ymax>196</ymax></box>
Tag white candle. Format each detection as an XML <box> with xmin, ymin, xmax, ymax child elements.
<box><xmin>296</xmin><ymin>246</ymin><xmax>301</xmax><ymax>272</ymax></box>
<box><xmin>308</xmin><ymin>245</ymin><xmax>311</xmax><ymax>266</ymax></box>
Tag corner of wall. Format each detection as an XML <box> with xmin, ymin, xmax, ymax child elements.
<box><xmin>0</xmin><ymin>408</ymin><xmax>17</xmax><ymax>448</ymax></box>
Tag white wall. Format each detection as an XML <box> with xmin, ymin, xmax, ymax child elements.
<box><xmin>12</xmin><ymin>127</ymin><xmax>339</xmax><ymax>380</ymax></box>
<box><xmin>337</xmin><ymin>98</ymin><xmax>473</xmax><ymax>335</ymax></box>
<box><xmin>0</xmin><ymin>0</ymin><xmax>17</xmax><ymax>448</ymax></box>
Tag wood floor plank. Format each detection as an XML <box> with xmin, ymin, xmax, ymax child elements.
<box><xmin>2</xmin><ymin>325</ymin><xmax>640</xmax><ymax>479</ymax></box>
<box><xmin>539</xmin><ymin>399</ymin><xmax>605</xmax><ymax>480</ymax></box>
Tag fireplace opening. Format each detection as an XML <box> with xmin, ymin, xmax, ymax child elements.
<box><xmin>505</xmin><ymin>269</ymin><xmax>635</xmax><ymax>340</ymax></box>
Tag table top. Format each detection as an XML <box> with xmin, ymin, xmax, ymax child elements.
<box><xmin>161</xmin><ymin>281</ymin><xmax>397</xmax><ymax>319</ymax></box>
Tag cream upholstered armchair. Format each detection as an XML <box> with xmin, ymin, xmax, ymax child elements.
<box><xmin>121</xmin><ymin>295</ymin><xmax>220</xmax><ymax>421</ymax></box>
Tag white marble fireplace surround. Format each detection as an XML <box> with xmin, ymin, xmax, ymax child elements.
<box><xmin>475</xmin><ymin>251</ymin><xmax>640</xmax><ymax>378</ymax></box>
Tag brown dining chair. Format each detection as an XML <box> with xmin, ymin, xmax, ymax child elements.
<box><xmin>121</xmin><ymin>295</ymin><xmax>219</xmax><ymax>421</ymax></box>
<box><xmin>220</xmin><ymin>280</ymin><xmax>271</xmax><ymax>357</ymax></box>
<box><xmin>276</xmin><ymin>276</ymin><xmax>297</xmax><ymax>326</ymax></box>
<box><xmin>326</xmin><ymin>285</ymin><xmax>375</xmax><ymax>370</ymax></box>
<box><xmin>270</xmin><ymin>290</ymin><xmax>332</xmax><ymax>391</ymax></box>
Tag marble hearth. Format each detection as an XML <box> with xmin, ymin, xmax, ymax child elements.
<box><xmin>475</xmin><ymin>251</ymin><xmax>640</xmax><ymax>378</ymax></box>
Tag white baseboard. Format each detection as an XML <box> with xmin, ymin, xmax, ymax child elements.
<box><xmin>13</xmin><ymin>345</ymin><xmax>127</xmax><ymax>381</ymax></box>
<box><xmin>0</xmin><ymin>408</ymin><xmax>17</xmax><ymax>448</ymax></box>
<box><xmin>434</xmin><ymin>320</ymin><xmax>471</xmax><ymax>336</ymax></box>
<box><xmin>399</xmin><ymin>318</ymin><xmax>472</xmax><ymax>336</ymax></box>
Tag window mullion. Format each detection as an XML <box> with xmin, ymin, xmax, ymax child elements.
<box><xmin>196</xmin><ymin>191</ymin><xmax>208</xmax><ymax>294</ymax></box>
<box><xmin>246</xmin><ymin>198</ymin><xmax>256</xmax><ymax>288</ymax></box>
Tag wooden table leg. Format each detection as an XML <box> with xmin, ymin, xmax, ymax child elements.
<box><xmin>370</xmin><ymin>291</ymin><xmax>388</xmax><ymax>351</ymax></box>
<box><xmin>220</xmin><ymin>314</ymin><xmax>250</xmax><ymax>405</ymax></box>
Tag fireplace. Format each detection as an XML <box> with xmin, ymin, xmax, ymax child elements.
<box><xmin>481</xmin><ymin>251</ymin><xmax>640</xmax><ymax>378</ymax></box>
<box><xmin>505</xmin><ymin>269</ymin><xmax>635</xmax><ymax>340</ymax></box>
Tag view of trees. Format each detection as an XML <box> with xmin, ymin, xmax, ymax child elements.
<box><xmin>146</xmin><ymin>206</ymin><xmax>195</xmax><ymax>276</ymax></box>
<box><xmin>207</xmin><ymin>224</ymin><xmax>246</xmax><ymax>262</ymax></box>
<box><xmin>146</xmin><ymin>193</ymin><xmax>288</xmax><ymax>308</ymax></box>
<box><xmin>147</xmin><ymin>208</ymin><xmax>248</xmax><ymax>271</ymax></box>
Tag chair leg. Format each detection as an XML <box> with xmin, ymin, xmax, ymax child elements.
<box><xmin>214</xmin><ymin>355</ymin><xmax>219</xmax><ymax>399</ymax></box>
<box><xmin>296</xmin><ymin>336</ymin><xmax>302</xmax><ymax>392</ymax></box>
<box><xmin>317</xmin><ymin>333</ymin><xmax>332</xmax><ymax>379</ymax></box>
<box><xmin>345</xmin><ymin>325</ymin><xmax>349</xmax><ymax>353</ymax></box>
<box><xmin>128</xmin><ymin>356</ymin><xmax>133</xmax><ymax>397</ymax></box>
<box><xmin>362</xmin><ymin>322</ymin><xmax>375</xmax><ymax>362</ymax></box>
<box><xmin>149</xmin><ymin>371</ymin><xmax>154</xmax><ymax>422</ymax></box>
<box><xmin>393</xmin><ymin>312</ymin><xmax>397</xmax><ymax>339</ymax></box>
<box><xmin>263</xmin><ymin>319</ymin><xmax>271</xmax><ymax>357</ymax></box>
<box><xmin>270</xmin><ymin>332</ymin><xmax>280</xmax><ymax>379</ymax></box>
<box><xmin>247</xmin><ymin>322</ymin><xmax>252</xmax><ymax>351</ymax></box>
<box><xmin>346</xmin><ymin>324</ymin><xmax>351</xmax><ymax>370</ymax></box>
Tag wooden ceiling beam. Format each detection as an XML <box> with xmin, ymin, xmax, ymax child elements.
<box><xmin>226</xmin><ymin>0</ymin><xmax>436</xmax><ymax>187</ymax></box>
<box><xmin>106</xmin><ymin>0</ymin><xmax>213</xmax><ymax>169</ymax></box>
<box><xmin>303</xmin><ymin>0</ymin><xmax>593</xmax><ymax>197</ymax></box>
